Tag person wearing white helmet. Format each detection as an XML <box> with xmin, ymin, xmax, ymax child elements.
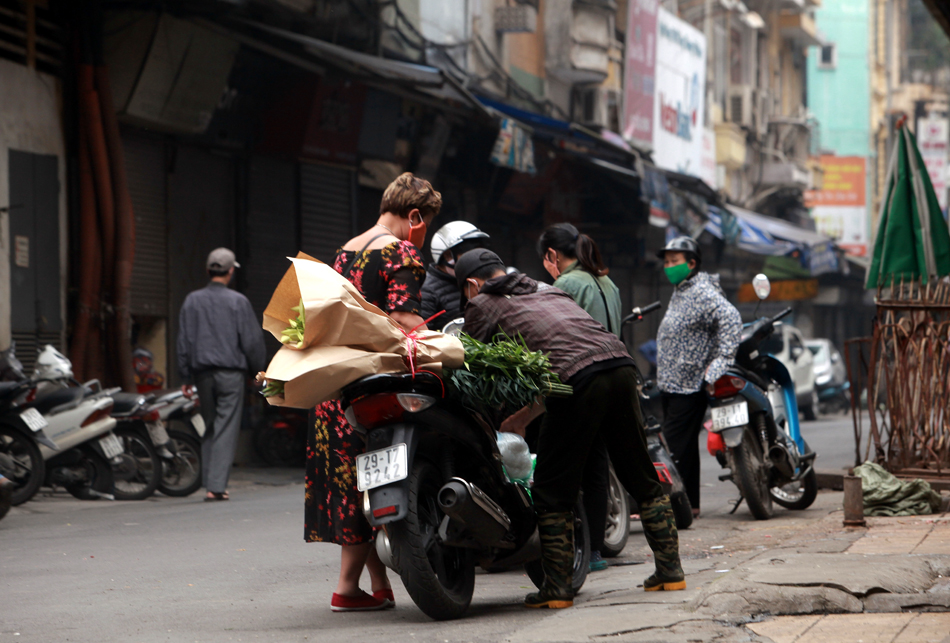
<box><xmin>420</xmin><ymin>220</ymin><xmax>490</xmax><ymax>330</ymax></box>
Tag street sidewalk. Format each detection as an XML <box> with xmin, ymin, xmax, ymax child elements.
<box><xmin>505</xmin><ymin>490</ymin><xmax>950</xmax><ymax>643</ymax></box>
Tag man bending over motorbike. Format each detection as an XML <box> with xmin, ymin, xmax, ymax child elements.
<box><xmin>456</xmin><ymin>250</ymin><xmax>685</xmax><ymax>609</ymax></box>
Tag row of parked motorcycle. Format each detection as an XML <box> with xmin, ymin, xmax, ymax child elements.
<box><xmin>0</xmin><ymin>344</ymin><xmax>205</xmax><ymax>515</ymax></box>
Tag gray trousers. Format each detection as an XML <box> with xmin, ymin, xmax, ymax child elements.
<box><xmin>194</xmin><ymin>369</ymin><xmax>246</xmax><ymax>494</ymax></box>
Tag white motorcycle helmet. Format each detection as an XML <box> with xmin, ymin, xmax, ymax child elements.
<box><xmin>34</xmin><ymin>344</ymin><xmax>74</xmax><ymax>381</ymax></box>
<box><xmin>430</xmin><ymin>221</ymin><xmax>489</xmax><ymax>266</ymax></box>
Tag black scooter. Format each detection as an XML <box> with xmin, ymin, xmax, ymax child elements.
<box><xmin>705</xmin><ymin>276</ymin><xmax>818</xmax><ymax>520</ymax></box>
<box><xmin>340</xmin><ymin>371</ymin><xmax>590</xmax><ymax>621</ymax></box>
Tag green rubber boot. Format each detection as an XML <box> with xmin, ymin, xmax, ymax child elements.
<box><xmin>639</xmin><ymin>494</ymin><xmax>686</xmax><ymax>591</ymax></box>
<box><xmin>525</xmin><ymin>511</ymin><xmax>575</xmax><ymax>608</ymax></box>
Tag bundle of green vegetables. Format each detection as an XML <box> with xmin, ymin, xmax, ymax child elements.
<box><xmin>256</xmin><ymin>372</ymin><xmax>286</xmax><ymax>399</ymax></box>
<box><xmin>280</xmin><ymin>298</ymin><xmax>306</xmax><ymax>349</ymax></box>
<box><xmin>446</xmin><ymin>333</ymin><xmax>571</xmax><ymax>417</ymax></box>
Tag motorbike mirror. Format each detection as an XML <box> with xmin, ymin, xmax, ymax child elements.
<box><xmin>752</xmin><ymin>274</ymin><xmax>771</xmax><ymax>300</ymax></box>
<box><xmin>442</xmin><ymin>318</ymin><xmax>466</xmax><ymax>338</ymax></box>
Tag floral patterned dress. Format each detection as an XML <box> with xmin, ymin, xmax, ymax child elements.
<box><xmin>305</xmin><ymin>240</ymin><xmax>426</xmax><ymax>545</ymax></box>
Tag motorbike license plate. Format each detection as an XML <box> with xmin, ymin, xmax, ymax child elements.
<box><xmin>20</xmin><ymin>408</ymin><xmax>48</xmax><ymax>432</ymax></box>
<box><xmin>99</xmin><ymin>433</ymin><xmax>124</xmax><ymax>460</ymax></box>
<box><xmin>356</xmin><ymin>444</ymin><xmax>408</xmax><ymax>492</ymax></box>
<box><xmin>190</xmin><ymin>413</ymin><xmax>206</xmax><ymax>437</ymax></box>
<box><xmin>711</xmin><ymin>402</ymin><xmax>749</xmax><ymax>431</ymax></box>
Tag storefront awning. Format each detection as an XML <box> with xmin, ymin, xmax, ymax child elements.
<box><xmin>212</xmin><ymin>19</ymin><xmax>489</xmax><ymax>116</ymax></box>
<box><xmin>706</xmin><ymin>205</ymin><xmax>840</xmax><ymax>275</ymax></box>
<box><xmin>476</xmin><ymin>95</ymin><xmax>636</xmax><ymax>165</ymax></box>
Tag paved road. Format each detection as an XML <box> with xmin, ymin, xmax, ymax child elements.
<box><xmin>2</xmin><ymin>415</ymin><xmax>858</xmax><ymax>642</ymax></box>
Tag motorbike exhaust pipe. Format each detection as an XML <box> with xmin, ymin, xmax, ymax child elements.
<box><xmin>769</xmin><ymin>444</ymin><xmax>797</xmax><ymax>478</ymax></box>
<box><xmin>438</xmin><ymin>478</ymin><xmax>511</xmax><ymax>546</ymax></box>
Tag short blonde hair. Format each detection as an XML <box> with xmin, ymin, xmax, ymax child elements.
<box><xmin>380</xmin><ymin>172</ymin><xmax>442</xmax><ymax>220</ymax></box>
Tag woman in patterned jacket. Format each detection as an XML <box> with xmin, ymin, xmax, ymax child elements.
<box><xmin>655</xmin><ymin>237</ymin><xmax>742</xmax><ymax>519</ymax></box>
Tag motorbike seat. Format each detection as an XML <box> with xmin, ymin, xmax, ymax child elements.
<box><xmin>341</xmin><ymin>372</ymin><xmax>444</xmax><ymax>406</ymax></box>
<box><xmin>152</xmin><ymin>388</ymin><xmax>183</xmax><ymax>403</ymax></box>
<box><xmin>31</xmin><ymin>386</ymin><xmax>84</xmax><ymax>415</ymax></box>
<box><xmin>110</xmin><ymin>392</ymin><xmax>148</xmax><ymax>416</ymax></box>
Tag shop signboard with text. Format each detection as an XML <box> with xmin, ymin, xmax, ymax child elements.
<box><xmin>651</xmin><ymin>9</ymin><xmax>706</xmax><ymax>178</ymax></box>
<box><xmin>622</xmin><ymin>0</ymin><xmax>659</xmax><ymax>150</ymax></box>
<box><xmin>918</xmin><ymin>114</ymin><xmax>949</xmax><ymax>213</ymax></box>
<box><xmin>804</xmin><ymin>155</ymin><xmax>867</xmax><ymax>256</ymax></box>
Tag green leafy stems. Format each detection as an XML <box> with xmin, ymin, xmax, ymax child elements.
<box><xmin>281</xmin><ymin>298</ymin><xmax>306</xmax><ymax>349</ymax></box>
<box><xmin>446</xmin><ymin>332</ymin><xmax>571</xmax><ymax>417</ymax></box>
<box><xmin>256</xmin><ymin>372</ymin><xmax>285</xmax><ymax>399</ymax></box>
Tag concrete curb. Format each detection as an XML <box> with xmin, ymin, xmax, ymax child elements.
<box><xmin>815</xmin><ymin>469</ymin><xmax>845</xmax><ymax>490</ymax></box>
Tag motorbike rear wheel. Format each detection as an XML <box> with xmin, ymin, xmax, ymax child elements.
<box><xmin>670</xmin><ymin>491</ymin><xmax>693</xmax><ymax>530</ymax></box>
<box><xmin>601</xmin><ymin>464</ymin><xmax>629</xmax><ymax>558</ymax></box>
<box><xmin>0</xmin><ymin>424</ymin><xmax>44</xmax><ymax>506</ymax></box>
<box><xmin>63</xmin><ymin>444</ymin><xmax>115</xmax><ymax>500</ymax></box>
<box><xmin>111</xmin><ymin>426</ymin><xmax>161</xmax><ymax>500</ymax></box>
<box><xmin>732</xmin><ymin>428</ymin><xmax>773</xmax><ymax>520</ymax></box>
<box><xmin>770</xmin><ymin>440</ymin><xmax>818</xmax><ymax>510</ymax></box>
<box><xmin>390</xmin><ymin>460</ymin><xmax>475</xmax><ymax>621</ymax></box>
<box><xmin>157</xmin><ymin>429</ymin><xmax>202</xmax><ymax>497</ymax></box>
<box><xmin>524</xmin><ymin>500</ymin><xmax>591</xmax><ymax>594</ymax></box>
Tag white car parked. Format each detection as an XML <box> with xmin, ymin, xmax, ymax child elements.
<box><xmin>758</xmin><ymin>323</ymin><xmax>819</xmax><ymax>421</ymax></box>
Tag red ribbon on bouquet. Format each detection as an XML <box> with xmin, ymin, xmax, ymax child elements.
<box><xmin>397</xmin><ymin>310</ymin><xmax>446</xmax><ymax>376</ymax></box>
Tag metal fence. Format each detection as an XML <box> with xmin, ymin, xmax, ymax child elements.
<box><xmin>845</xmin><ymin>278</ymin><xmax>950</xmax><ymax>478</ymax></box>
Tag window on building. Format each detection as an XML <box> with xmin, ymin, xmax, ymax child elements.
<box><xmin>819</xmin><ymin>43</ymin><xmax>837</xmax><ymax>70</ymax></box>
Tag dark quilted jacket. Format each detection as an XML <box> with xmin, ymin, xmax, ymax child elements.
<box><xmin>420</xmin><ymin>264</ymin><xmax>462</xmax><ymax>330</ymax></box>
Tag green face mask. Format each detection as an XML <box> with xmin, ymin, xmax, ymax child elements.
<box><xmin>664</xmin><ymin>262</ymin><xmax>692</xmax><ymax>285</ymax></box>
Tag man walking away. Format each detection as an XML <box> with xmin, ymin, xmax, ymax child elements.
<box><xmin>178</xmin><ymin>248</ymin><xmax>266</xmax><ymax>501</ymax></box>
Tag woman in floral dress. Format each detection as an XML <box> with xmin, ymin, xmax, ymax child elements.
<box><xmin>305</xmin><ymin>173</ymin><xmax>441</xmax><ymax>612</ymax></box>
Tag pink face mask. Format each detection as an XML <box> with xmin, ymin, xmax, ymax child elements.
<box><xmin>408</xmin><ymin>214</ymin><xmax>427</xmax><ymax>249</ymax></box>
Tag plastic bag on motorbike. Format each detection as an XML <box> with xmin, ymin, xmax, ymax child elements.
<box><xmin>496</xmin><ymin>432</ymin><xmax>533</xmax><ymax>481</ymax></box>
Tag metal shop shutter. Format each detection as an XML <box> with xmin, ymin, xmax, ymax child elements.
<box><xmin>299</xmin><ymin>162</ymin><xmax>355</xmax><ymax>264</ymax></box>
<box><xmin>8</xmin><ymin>150</ymin><xmax>61</xmax><ymax>371</ymax></box>
<box><xmin>244</xmin><ymin>157</ymin><xmax>297</xmax><ymax>321</ymax></box>
<box><xmin>166</xmin><ymin>146</ymin><xmax>235</xmax><ymax>385</ymax></box>
<box><xmin>124</xmin><ymin>135</ymin><xmax>168</xmax><ymax>317</ymax></box>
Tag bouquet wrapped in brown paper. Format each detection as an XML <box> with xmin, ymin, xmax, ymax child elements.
<box><xmin>259</xmin><ymin>253</ymin><xmax>464</xmax><ymax>409</ymax></box>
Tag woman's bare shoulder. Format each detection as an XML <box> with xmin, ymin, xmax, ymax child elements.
<box><xmin>341</xmin><ymin>229</ymin><xmax>400</xmax><ymax>252</ymax></box>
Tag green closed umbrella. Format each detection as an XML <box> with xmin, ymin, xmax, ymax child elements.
<box><xmin>867</xmin><ymin>121</ymin><xmax>950</xmax><ymax>288</ymax></box>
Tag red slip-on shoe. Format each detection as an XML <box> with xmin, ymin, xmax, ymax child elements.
<box><xmin>373</xmin><ymin>589</ymin><xmax>395</xmax><ymax>609</ymax></box>
<box><xmin>330</xmin><ymin>590</ymin><xmax>389</xmax><ymax>612</ymax></box>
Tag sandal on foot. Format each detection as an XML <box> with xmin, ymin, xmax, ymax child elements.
<box><xmin>204</xmin><ymin>492</ymin><xmax>229</xmax><ymax>502</ymax></box>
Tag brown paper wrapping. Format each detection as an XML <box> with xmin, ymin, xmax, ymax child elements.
<box><xmin>263</xmin><ymin>252</ymin><xmax>405</xmax><ymax>352</ymax></box>
<box><xmin>261</xmin><ymin>254</ymin><xmax>465</xmax><ymax>409</ymax></box>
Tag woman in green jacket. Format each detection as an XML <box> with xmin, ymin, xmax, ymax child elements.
<box><xmin>537</xmin><ymin>223</ymin><xmax>623</xmax><ymax>571</ymax></box>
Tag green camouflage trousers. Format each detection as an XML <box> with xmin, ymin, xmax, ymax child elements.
<box><xmin>639</xmin><ymin>494</ymin><xmax>684</xmax><ymax>583</ymax></box>
<box><xmin>525</xmin><ymin>510</ymin><xmax>575</xmax><ymax>605</ymax></box>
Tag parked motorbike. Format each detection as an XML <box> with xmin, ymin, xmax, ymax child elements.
<box><xmin>704</xmin><ymin>275</ymin><xmax>818</xmax><ymax>520</ymax></box>
<box><xmin>339</xmin><ymin>369</ymin><xmax>590</xmax><ymax>621</ymax></box>
<box><xmin>252</xmin><ymin>406</ymin><xmax>307</xmax><ymax>468</ymax></box>
<box><xmin>26</xmin><ymin>347</ymin><xmax>120</xmax><ymax>500</ymax></box>
<box><xmin>152</xmin><ymin>386</ymin><xmax>203</xmax><ymax>497</ymax></box>
<box><xmin>0</xmin><ymin>345</ymin><xmax>59</xmax><ymax>506</ymax></box>
<box><xmin>108</xmin><ymin>392</ymin><xmax>164</xmax><ymax>500</ymax></box>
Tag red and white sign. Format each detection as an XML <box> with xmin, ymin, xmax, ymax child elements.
<box><xmin>918</xmin><ymin>115</ymin><xmax>949</xmax><ymax>212</ymax></box>
<box><xmin>651</xmin><ymin>9</ymin><xmax>706</xmax><ymax>177</ymax></box>
<box><xmin>622</xmin><ymin>0</ymin><xmax>659</xmax><ymax>150</ymax></box>
<box><xmin>805</xmin><ymin>156</ymin><xmax>868</xmax><ymax>257</ymax></box>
